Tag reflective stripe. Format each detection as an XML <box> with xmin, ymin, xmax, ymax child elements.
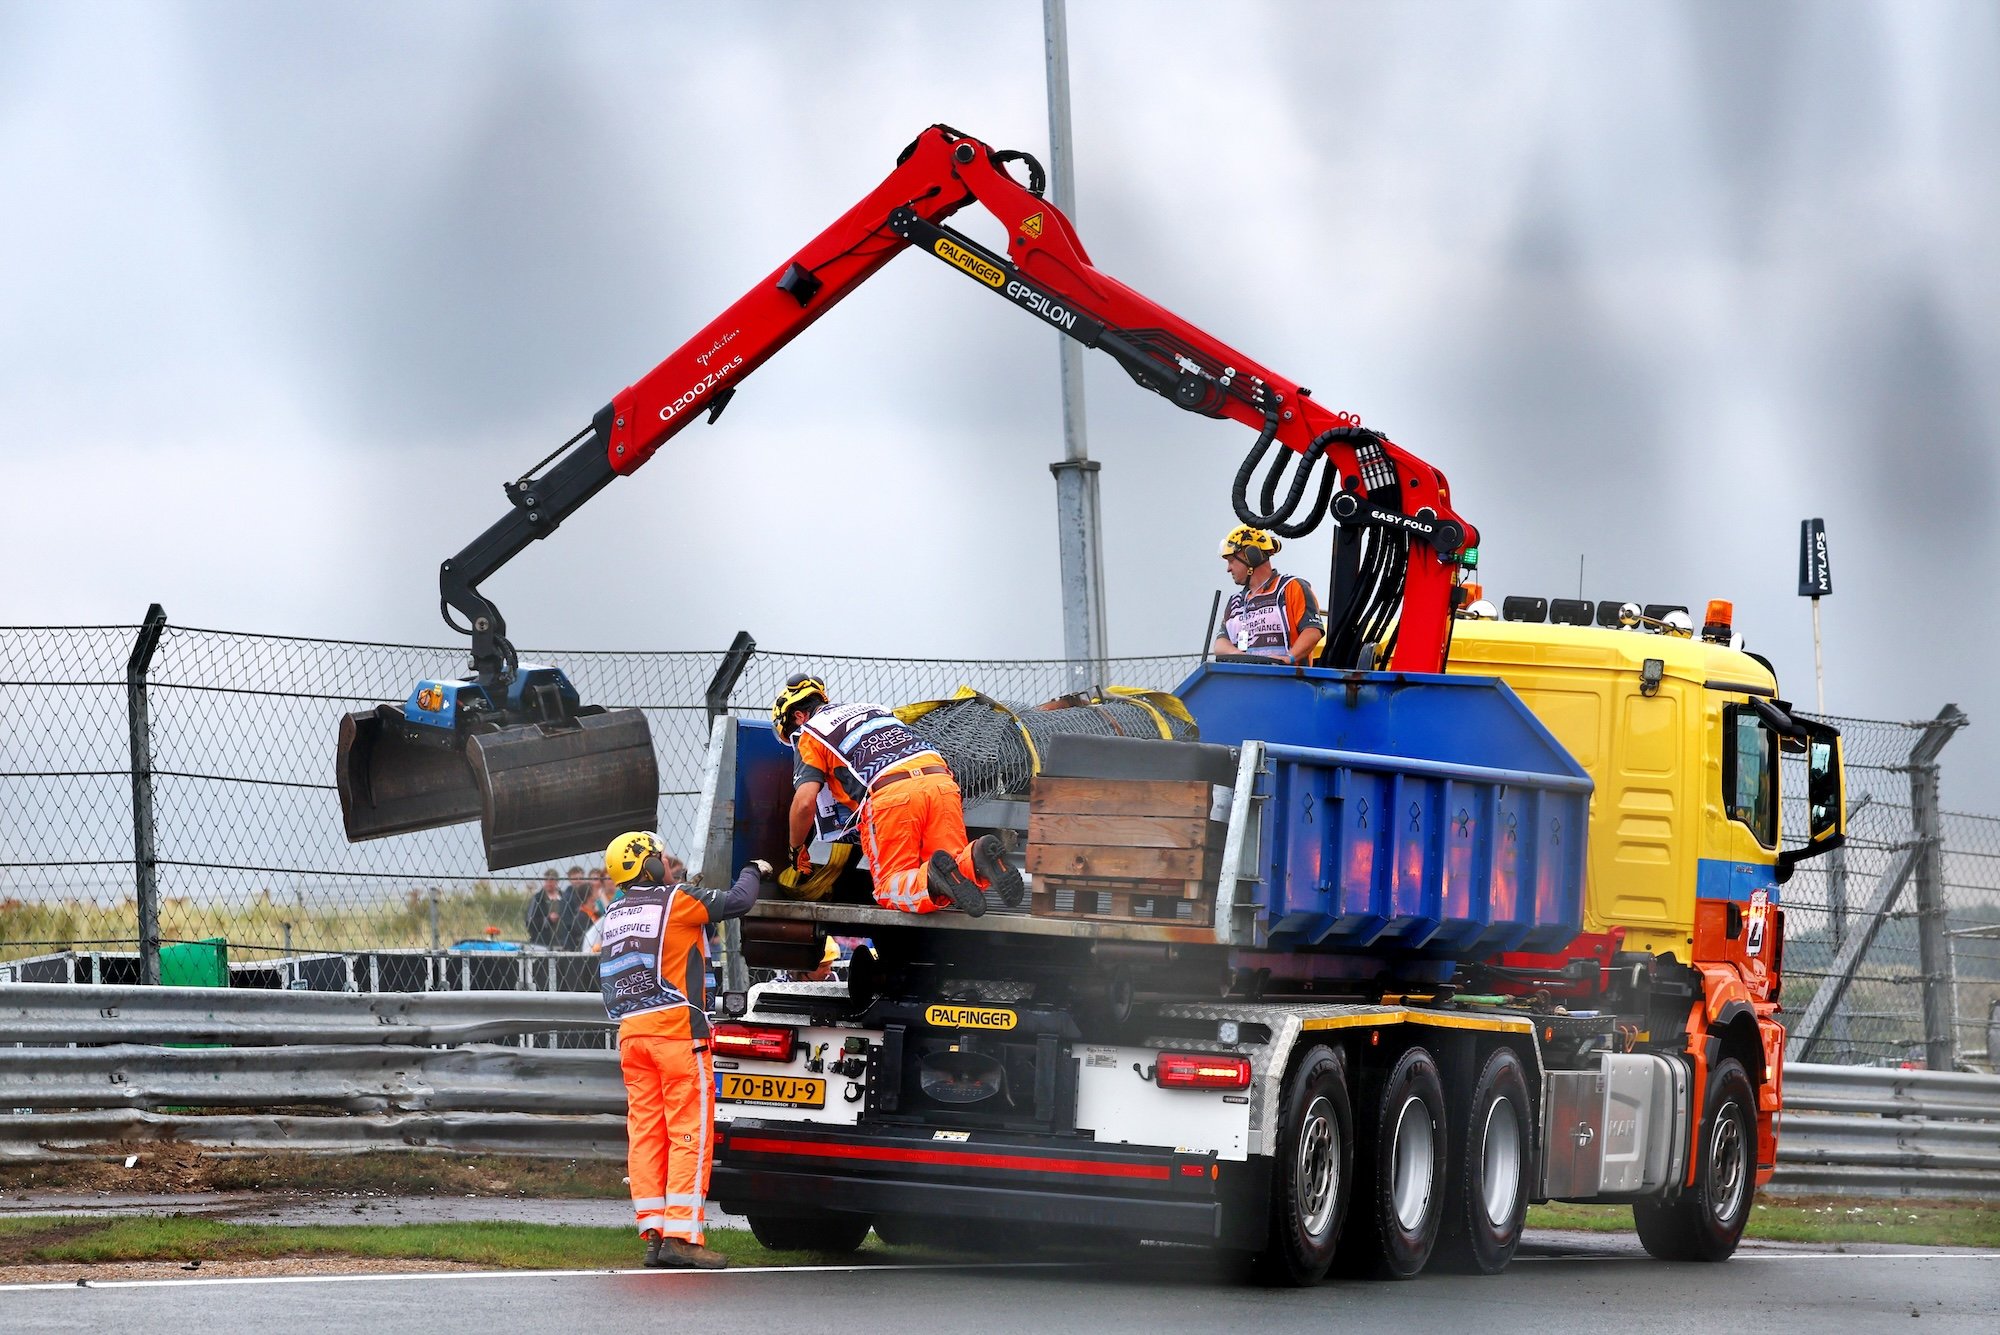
<box><xmin>635</xmin><ymin>1212</ymin><xmax>666</xmax><ymax>1232</ymax></box>
<box><xmin>657</xmin><ymin>1219</ymin><xmax>703</xmax><ymax>1240</ymax></box>
<box><xmin>631</xmin><ymin>1196</ymin><xmax>667</xmax><ymax>1211</ymax></box>
<box><xmin>664</xmin><ymin>1192</ymin><xmax>704</xmax><ymax>1209</ymax></box>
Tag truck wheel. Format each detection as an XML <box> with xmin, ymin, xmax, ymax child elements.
<box><xmin>1633</xmin><ymin>1056</ymin><xmax>1755</xmax><ymax>1262</ymax></box>
<box><xmin>746</xmin><ymin>1211</ymin><xmax>873</xmax><ymax>1254</ymax></box>
<box><xmin>1432</xmin><ymin>1046</ymin><xmax>1531</xmax><ymax>1274</ymax></box>
<box><xmin>1337</xmin><ymin>1044</ymin><xmax>1447</xmax><ymax>1279</ymax></box>
<box><xmin>1250</xmin><ymin>1043</ymin><xmax>1353</xmax><ymax>1286</ymax></box>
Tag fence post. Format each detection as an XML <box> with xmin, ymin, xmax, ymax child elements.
<box><xmin>704</xmin><ymin>630</ymin><xmax>757</xmax><ymax>723</ymax></box>
<box><xmin>1909</xmin><ymin>704</ymin><xmax>1966</xmax><ymax>1071</ymax></box>
<box><xmin>125</xmin><ymin>604</ymin><xmax>168</xmax><ymax>985</ymax></box>
<box><xmin>701</xmin><ymin>632</ymin><xmax>756</xmax><ymax>993</ymax></box>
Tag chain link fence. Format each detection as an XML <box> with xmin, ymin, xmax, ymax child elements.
<box><xmin>5</xmin><ymin>617</ymin><xmax>1994</xmax><ymax>1069</ymax></box>
<box><xmin>1780</xmin><ymin>708</ymin><xmax>1999</xmax><ymax>1069</ymax></box>
<box><xmin>0</xmin><ymin>616</ymin><xmax>1197</xmax><ymax>978</ymax></box>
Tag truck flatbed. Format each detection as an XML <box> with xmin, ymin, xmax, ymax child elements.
<box><xmin>746</xmin><ymin>897</ymin><xmax>1222</xmax><ymax>946</ymax></box>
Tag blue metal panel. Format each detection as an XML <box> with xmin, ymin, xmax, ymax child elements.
<box><xmin>1695</xmin><ymin>858</ymin><xmax>1779</xmax><ymax>905</ymax></box>
<box><xmin>731</xmin><ymin>721</ymin><xmax>797</xmax><ymax>874</ymax></box>
<box><xmin>1179</xmin><ymin>664</ymin><xmax>1591</xmax><ymax>959</ymax></box>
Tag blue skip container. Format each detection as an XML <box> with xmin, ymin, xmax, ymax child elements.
<box><xmin>1177</xmin><ymin>664</ymin><xmax>1591</xmax><ymax>959</ymax></box>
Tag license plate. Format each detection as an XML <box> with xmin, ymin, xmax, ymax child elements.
<box><xmin>720</xmin><ymin>1072</ymin><xmax>827</xmax><ymax>1109</ymax></box>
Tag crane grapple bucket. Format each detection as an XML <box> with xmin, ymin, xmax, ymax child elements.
<box><xmin>338</xmin><ymin>704</ymin><xmax>659</xmax><ymax>871</ymax></box>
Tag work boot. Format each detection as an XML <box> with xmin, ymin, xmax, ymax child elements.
<box><xmin>642</xmin><ymin>1229</ymin><xmax>665</xmax><ymax>1268</ymax></box>
<box><xmin>927</xmin><ymin>850</ymin><xmax>987</xmax><ymax>917</ymax></box>
<box><xmin>972</xmin><ymin>833</ymin><xmax>1026</xmax><ymax>910</ymax></box>
<box><xmin>655</xmin><ymin>1238</ymin><xmax>730</xmax><ymax>1270</ymax></box>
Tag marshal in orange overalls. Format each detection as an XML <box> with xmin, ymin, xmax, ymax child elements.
<box><xmin>793</xmin><ymin>702</ymin><xmax>985</xmax><ymax>913</ymax></box>
<box><xmin>598</xmin><ymin>862</ymin><xmax>761</xmax><ymax>1244</ymax></box>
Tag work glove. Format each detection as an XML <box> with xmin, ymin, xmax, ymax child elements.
<box><xmin>789</xmin><ymin>844</ymin><xmax>812</xmax><ymax>876</ymax></box>
<box><xmin>750</xmin><ymin>859</ymin><xmax>774</xmax><ymax>880</ymax></box>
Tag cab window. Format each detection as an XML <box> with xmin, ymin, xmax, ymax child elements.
<box><xmin>1723</xmin><ymin>706</ymin><xmax>1777</xmax><ymax>848</ymax></box>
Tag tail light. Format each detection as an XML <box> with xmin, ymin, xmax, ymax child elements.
<box><xmin>1154</xmin><ymin>1052</ymin><xmax>1252</xmax><ymax>1090</ymax></box>
<box><xmin>712</xmin><ymin>1022</ymin><xmax>797</xmax><ymax>1063</ymax></box>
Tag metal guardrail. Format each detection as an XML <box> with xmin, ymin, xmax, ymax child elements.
<box><xmin>1772</xmin><ymin>1063</ymin><xmax>2000</xmax><ymax>1197</ymax></box>
<box><xmin>2</xmin><ymin>988</ymin><xmax>1998</xmax><ymax>1192</ymax></box>
<box><xmin>0</xmin><ymin>983</ymin><xmax>610</xmax><ymax>1047</ymax></box>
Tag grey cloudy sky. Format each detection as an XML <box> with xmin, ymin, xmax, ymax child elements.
<box><xmin>4</xmin><ymin>0</ymin><xmax>1996</xmax><ymax>811</ymax></box>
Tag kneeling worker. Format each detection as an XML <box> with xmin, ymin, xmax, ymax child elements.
<box><xmin>598</xmin><ymin>831</ymin><xmax>765</xmax><ymax>1269</ymax></box>
<box><xmin>1211</xmin><ymin>524</ymin><xmax>1324</xmax><ymax>666</ymax></box>
<box><xmin>773</xmin><ymin>674</ymin><xmax>1023</xmax><ymax>916</ymax></box>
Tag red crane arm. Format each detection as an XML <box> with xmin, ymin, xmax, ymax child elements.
<box><xmin>453</xmin><ymin>125</ymin><xmax>1472</xmax><ymax>679</ymax></box>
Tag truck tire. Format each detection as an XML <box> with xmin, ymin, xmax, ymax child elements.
<box><xmin>1432</xmin><ymin>1046</ymin><xmax>1531</xmax><ymax>1274</ymax></box>
<box><xmin>746</xmin><ymin>1211</ymin><xmax>873</xmax><ymax>1254</ymax></box>
<box><xmin>1633</xmin><ymin>1056</ymin><xmax>1755</xmax><ymax>1262</ymax></box>
<box><xmin>1250</xmin><ymin>1043</ymin><xmax>1353</xmax><ymax>1286</ymax></box>
<box><xmin>1336</xmin><ymin>1044</ymin><xmax>1447</xmax><ymax>1279</ymax></box>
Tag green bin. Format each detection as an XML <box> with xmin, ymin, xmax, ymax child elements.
<box><xmin>159</xmin><ymin>937</ymin><xmax>228</xmax><ymax>988</ymax></box>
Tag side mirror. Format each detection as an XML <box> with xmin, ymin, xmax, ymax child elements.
<box><xmin>1776</xmin><ymin>721</ymin><xmax>1844</xmax><ymax>883</ymax></box>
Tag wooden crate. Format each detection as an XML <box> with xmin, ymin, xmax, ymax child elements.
<box><xmin>1027</xmin><ymin>775</ymin><xmax>1225</xmax><ymax>887</ymax></box>
<box><xmin>1030</xmin><ymin>775</ymin><xmax>1216</xmax><ymax>819</ymax></box>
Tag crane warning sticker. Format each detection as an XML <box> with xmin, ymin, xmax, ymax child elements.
<box><xmin>923</xmin><ymin>1003</ymin><xmax>1017</xmax><ymax>1031</ymax></box>
<box><xmin>932</xmin><ymin>237</ymin><xmax>1005</xmax><ymax>288</ymax></box>
<box><xmin>1020</xmin><ymin>211</ymin><xmax>1045</xmax><ymax>239</ymax></box>
<box><xmin>1745</xmin><ymin>888</ymin><xmax>1769</xmax><ymax>959</ymax></box>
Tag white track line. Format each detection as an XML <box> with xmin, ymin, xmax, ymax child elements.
<box><xmin>1515</xmin><ymin>1252</ymin><xmax>2000</xmax><ymax>1264</ymax></box>
<box><xmin>5</xmin><ymin>1251</ymin><xmax>1996</xmax><ymax>1293</ymax></box>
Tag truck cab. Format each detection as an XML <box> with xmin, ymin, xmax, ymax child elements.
<box><xmin>1445</xmin><ymin>612</ymin><xmax>1845</xmax><ymax>1214</ymax></box>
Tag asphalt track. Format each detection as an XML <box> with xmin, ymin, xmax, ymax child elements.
<box><xmin>3</xmin><ymin>1234</ymin><xmax>1997</xmax><ymax>1335</ymax></box>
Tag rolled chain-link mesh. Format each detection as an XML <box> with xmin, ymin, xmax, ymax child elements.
<box><xmin>9</xmin><ymin>619</ymin><xmax>1995</xmax><ymax>1069</ymax></box>
<box><xmin>904</xmin><ymin>694</ymin><xmax>1198</xmax><ymax>803</ymax></box>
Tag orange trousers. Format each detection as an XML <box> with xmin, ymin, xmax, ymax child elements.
<box><xmin>620</xmin><ymin>1034</ymin><xmax>714</xmax><ymax>1242</ymax></box>
<box><xmin>860</xmin><ymin>770</ymin><xmax>984</xmax><ymax>913</ymax></box>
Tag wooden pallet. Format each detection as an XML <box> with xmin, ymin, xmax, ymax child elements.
<box><xmin>1032</xmin><ymin>884</ymin><xmax>1214</xmax><ymax>927</ymax></box>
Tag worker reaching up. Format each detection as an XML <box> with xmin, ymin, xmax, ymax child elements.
<box><xmin>773</xmin><ymin>674</ymin><xmax>1023</xmax><ymax>916</ymax></box>
<box><xmin>1212</xmin><ymin>524</ymin><xmax>1325</xmax><ymax>666</ymax></box>
<box><xmin>598</xmin><ymin>830</ymin><xmax>765</xmax><ymax>1270</ymax></box>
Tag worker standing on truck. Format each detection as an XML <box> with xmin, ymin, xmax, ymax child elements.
<box><xmin>598</xmin><ymin>831</ymin><xmax>765</xmax><ymax>1269</ymax></box>
<box><xmin>1211</xmin><ymin>524</ymin><xmax>1325</xmax><ymax>665</ymax></box>
<box><xmin>773</xmin><ymin>674</ymin><xmax>1023</xmax><ymax>916</ymax></box>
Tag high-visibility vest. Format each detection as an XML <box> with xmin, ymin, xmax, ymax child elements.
<box><xmin>597</xmin><ymin>883</ymin><xmax>711</xmax><ymax>1037</ymax></box>
<box><xmin>798</xmin><ymin>703</ymin><xmax>945</xmax><ymax>808</ymax></box>
<box><xmin>1223</xmin><ymin>573</ymin><xmax>1321</xmax><ymax>654</ymax></box>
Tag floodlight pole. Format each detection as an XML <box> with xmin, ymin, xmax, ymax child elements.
<box><xmin>1811</xmin><ymin>596</ymin><xmax>1824</xmax><ymax>713</ymax></box>
<box><xmin>1044</xmin><ymin>0</ymin><xmax>1109</xmax><ymax>692</ymax></box>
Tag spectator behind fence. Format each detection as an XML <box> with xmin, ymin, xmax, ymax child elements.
<box><xmin>559</xmin><ymin>864</ymin><xmax>594</xmax><ymax>949</ymax></box>
<box><xmin>578</xmin><ymin>868</ymin><xmax>615</xmax><ymax>953</ymax></box>
<box><xmin>524</xmin><ymin>868</ymin><xmax>566</xmax><ymax>947</ymax></box>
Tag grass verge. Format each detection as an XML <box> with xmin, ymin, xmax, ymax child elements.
<box><xmin>0</xmin><ymin>1150</ymin><xmax>627</xmax><ymax>1199</ymax></box>
<box><xmin>0</xmin><ymin>1216</ymin><xmax>902</xmax><ymax>1271</ymax></box>
<box><xmin>1528</xmin><ymin>1195</ymin><xmax>2000</xmax><ymax>1248</ymax></box>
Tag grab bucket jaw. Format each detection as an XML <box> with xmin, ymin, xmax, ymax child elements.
<box><xmin>337</xmin><ymin>703</ymin><xmax>659</xmax><ymax>871</ymax></box>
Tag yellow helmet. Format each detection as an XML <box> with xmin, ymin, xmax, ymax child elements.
<box><xmin>771</xmin><ymin>673</ymin><xmax>828</xmax><ymax>742</ymax></box>
<box><xmin>605</xmin><ymin>830</ymin><xmax>665</xmax><ymax>886</ymax></box>
<box><xmin>1219</xmin><ymin>524</ymin><xmax>1280</xmax><ymax>566</ymax></box>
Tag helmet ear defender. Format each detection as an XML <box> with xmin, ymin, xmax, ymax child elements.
<box><xmin>1240</xmin><ymin>546</ymin><xmax>1269</xmax><ymax>568</ymax></box>
<box><xmin>640</xmin><ymin>852</ymin><xmax>666</xmax><ymax>885</ymax></box>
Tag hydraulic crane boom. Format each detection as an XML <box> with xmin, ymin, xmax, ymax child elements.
<box><xmin>339</xmin><ymin>124</ymin><xmax>1480</xmax><ymax>870</ymax></box>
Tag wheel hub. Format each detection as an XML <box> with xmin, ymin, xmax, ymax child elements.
<box><xmin>1297</xmin><ymin>1094</ymin><xmax>1339</xmax><ymax>1236</ymax></box>
<box><xmin>1391</xmin><ymin>1095</ymin><xmax>1435</xmax><ymax>1232</ymax></box>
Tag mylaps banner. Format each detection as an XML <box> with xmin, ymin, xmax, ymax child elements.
<box><xmin>1798</xmin><ymin>518</ymin><xmax>1832</xmax><ymax>597</ymax></box>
